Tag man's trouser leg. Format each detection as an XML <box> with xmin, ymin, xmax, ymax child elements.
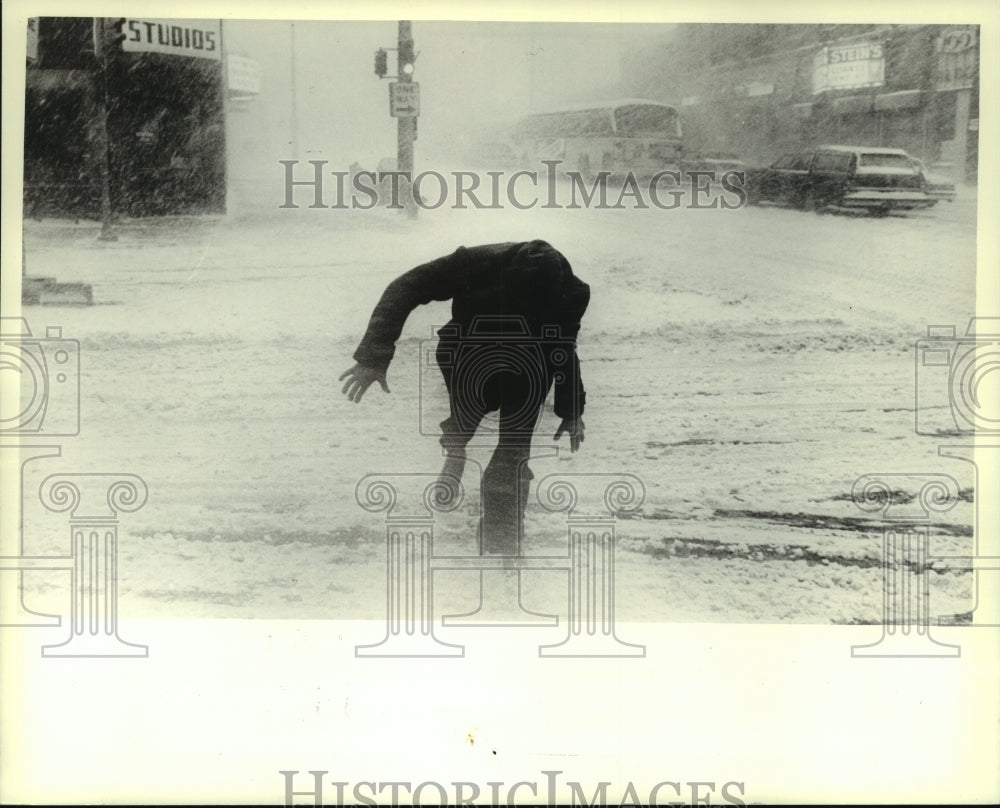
<box><xmin>480</xmin><ymin>385</ymin><xmax>547</xmax><ymax>555</ymax></box>
<box><xmin>439</xmin><ymin>342</ymin><xmax>551</xmax><ymax>554</ymax></box>
<box><xmin>436</xmin><ymin>342</ymin><xmax>486</xmax><ymax>499</ymax></box>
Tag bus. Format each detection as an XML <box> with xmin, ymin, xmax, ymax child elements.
<box><xmin>513</xmin><ymin>99</ymin><xmax>682</xmax><ymax>178</ymax></box>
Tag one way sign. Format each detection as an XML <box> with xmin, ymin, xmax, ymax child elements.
<box><xmin>390</xmin><ymin>82</ymin><xmax>420</xmax><ymax>117</ymax></box>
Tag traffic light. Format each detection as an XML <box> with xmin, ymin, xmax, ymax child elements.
<box><xmin>374</xmin><ymin>48</ymin><xmax>387</xmax><ymax>78</ymax></box>
<box><xmin>399</xmin><ymin>37</ymin><xmax>415</xmax><ymax>78</ymax></box>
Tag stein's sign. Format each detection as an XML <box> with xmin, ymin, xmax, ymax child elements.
<box><xmin>813</xmin><ymin>42</ymin><xmax>885</xmax><ymax>94</ymax></box>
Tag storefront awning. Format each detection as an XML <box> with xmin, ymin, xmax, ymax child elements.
<box><xmin>832</xmin><ymin>94</ymin><xmax>874</xmax><ymax>115</ymax></box>
<box><xmin>874</xmin><ymin>90</ymin><xmax>923</xmax><ymax>111</ymax></box>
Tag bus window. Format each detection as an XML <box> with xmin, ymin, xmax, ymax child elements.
<box><xmin>513</xmin><ymin>101</ymin><xmax>682</xmax><ymax>177</ymax></box>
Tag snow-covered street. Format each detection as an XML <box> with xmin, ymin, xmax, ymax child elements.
<box><xmin>17</xmin><ymin>185</ymin><xmax>979</xmax><ymax>624</ymax></box>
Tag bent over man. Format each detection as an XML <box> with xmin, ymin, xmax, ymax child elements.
<box><xmin>341</xmin><ymin>240</ymin><xmax>590</xmax><ymax>553</ymax></box>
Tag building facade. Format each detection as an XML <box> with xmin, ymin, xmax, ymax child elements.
<box><xmin>624</xmin><ymin>24</ymin><xmax>980</xmax><ymax>181</ymax></box>
<box><xmin>25</xmin><ymin>17</ymin><xmax>228</xmax><ymax>219</ymax></box>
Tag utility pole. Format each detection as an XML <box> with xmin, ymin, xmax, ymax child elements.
<box><xmin>94</xmin><ymin>17</ymin><xmax>124</xmax><ymax>241</ymax></box>
<box><xmin>397</xmin><ymin>21</ymin><xmax>417</xmax><ymax>220</ymax></box>
<box><xmin>290</xmin><ymin>22</ymin><xmax>299</xmax><ymax>161</ymax></box>
<box><xmin>374</xmin><ymin>21</ymin><xmax>419</xmax><ymax>220</ymax></box>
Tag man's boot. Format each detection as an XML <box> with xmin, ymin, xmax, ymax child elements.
<box><xmin>434</xmin><ymin>449</ymin><xmax>466</xmax><ymax>509</ymax></box>
<box><xmin>479</xmin><ymin>452</ymin><xmax>532</xmax><ymax>555</ymax></box>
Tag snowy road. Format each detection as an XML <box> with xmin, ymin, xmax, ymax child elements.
<box><xmin>16</xmin><ymin>185</ymin><xmax>980</xmax><ymax>623</ymax></box>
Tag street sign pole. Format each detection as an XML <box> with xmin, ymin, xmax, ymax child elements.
<box><xmin>397</xmin><ymin>21</ymin><xmax>417</xmax><ymax>220</ymax></box>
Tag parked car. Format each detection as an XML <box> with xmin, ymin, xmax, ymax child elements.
<box><xmin>745</xmin><ymin>145</ymin><xmax>935</xmax><ymax>215</ymax></box>
<box><xmin>909</xmin><ymin>157</ymin><xmax>957</xmax><ymax>203</ymax></box>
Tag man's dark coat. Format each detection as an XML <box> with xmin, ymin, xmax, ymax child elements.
<box><xmin>353</xmin><ymin>240</ymin><xmax>590</xmax><ymax>420</ymax></box>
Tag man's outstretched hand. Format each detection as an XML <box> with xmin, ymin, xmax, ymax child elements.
<box><xmin>554</xmin><ymin>417</ymin><xmax>585</xmax><ymax>452</ymax></box>
<box><xmin>340</xmin><ymin>363</ymin><xmax>390</xmax><ymax>403</ymax></box>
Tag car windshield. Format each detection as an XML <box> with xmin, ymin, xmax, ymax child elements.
<box><xmin>858</xmin><ymin>153</ymin><xmax>914</xmax><ymax>169</ymax></box>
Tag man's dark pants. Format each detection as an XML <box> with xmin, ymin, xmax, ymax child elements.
<box><xmin>436</xmin><ymin>340</ymin><xmax>553</xmax><ymax>555</ymax></box>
